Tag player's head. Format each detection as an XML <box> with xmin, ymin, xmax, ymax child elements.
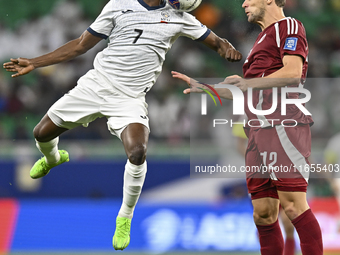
<box><xmin>242</xmin><ymin>0</ymin><xmax>285</xmax><ymax>24</ymax></box>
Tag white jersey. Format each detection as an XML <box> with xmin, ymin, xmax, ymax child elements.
<box><xmin>88</xmin><ymin>0</ymin><xmax>210</xmax><ymax>98</ymax></box>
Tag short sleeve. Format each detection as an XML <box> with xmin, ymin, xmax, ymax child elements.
<box><xmin>180</xmin><ymin>13</ymin><xmax>211</xmax><ymax>41</ymax></box>
<box><xmin>277</xmin><ymin>18</ymin><xmax>308</xmax><ymax>62</ymax></box>
<box><xmin>87</xmin><ymin>1</ymin><xmax>114</xmax><ymax>40</ymax></box>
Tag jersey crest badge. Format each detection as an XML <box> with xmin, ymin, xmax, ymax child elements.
<box><xmin>284</xmin><ymin>37</ymin><xmax>298</xmax><ymax>51</ymax></box>
<box><xmin>161</xmin><ymin>11</ymin><xmax>170</xmax><ymax>23</ymax></box>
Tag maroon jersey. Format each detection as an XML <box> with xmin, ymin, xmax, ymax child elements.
<box><xmin>242</xmin><ymin>17</ymin><xmax>313</xmax><ymax>127</ymax></box>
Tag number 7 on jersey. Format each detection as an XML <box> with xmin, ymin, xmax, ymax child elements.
<box><xmin>133</xmin><ymin>29</ymin><xmax>143</xmax><ymax>43</ymax></box>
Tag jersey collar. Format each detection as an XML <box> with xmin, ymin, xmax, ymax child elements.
<box><xmin>138</xmin><ymin>0</ymin><xmax>166</xmax><ymax>10</ymax></box>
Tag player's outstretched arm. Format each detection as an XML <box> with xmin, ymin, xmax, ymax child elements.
<box><xmin>202</xmin><ymin>31</ymin><xmax>242</xmax><ymax>62</ymax></box>
<box><xmin>3</xmin><ymin>58</ymin><xmax>35</xmax><ymax>78</ymax></box>
<box><xmin>171</xmin><ymin>71</ymin><xmax>233</xmax><ymax>99</ymax></box>
<box><xmin>3</xmin><ymin>30</ymin><xmax>102</xmax><ymax>78</ymax></box>
<box><xmin>171</xmin><ymin>71</ymin><xmax>200</xmax><ymax>94</ymax></box>
<box><xmin>222</xmin><ymin>55</ymin><xmax>303</xmax><ymax>91</ymax></box>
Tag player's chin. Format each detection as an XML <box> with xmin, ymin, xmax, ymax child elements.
<box><xmin>247</xmin><ymin>15</ymin><xmax>255</xmax><ymax>23</ymax></box>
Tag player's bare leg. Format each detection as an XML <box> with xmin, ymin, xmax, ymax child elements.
<box><xmin>278</xmin><ymin>191</ymin><xmax>309</xmax><ymax>220</ymax></box>
<box><xmin>30</xmin><ymin>114</ymin><xmax>69</xmax><ymax>179</ymax></box>
<box><xmin>112</xmin><ymin>123</ymin><xmax>149</xmax><ymax>250</ymax></box>
<box><xmin>252</xmin><ymin>197</ymin><xmax>284</xmax><ymax>255</ymax></box>
<box><xmin>120</xmin><ymin>123</ymin><xmax>148</xmax><ymax>219</ymax></box>
<box><xmin>34</xmin><ymin>114</ymin><xmax>68</xmax><ymax>142</ymax></box>
<box><xmin>253</xmin><ymin>197</ymin><xmax>280</xmax><ymax>225</ymax></box>
<box><xmin>278</xmin><ymin>191</ymin><xmax>323</xmax><ymax>255</ymax></box>
<box><xmin>280</xmin><ymin>208</ymin><xmax>296</xmax><ymax>255</ymax></box>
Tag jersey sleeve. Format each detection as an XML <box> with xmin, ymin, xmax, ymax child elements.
<box><xmin>277</xmin><ymin>18</ymin><xmax>308</xmax><ymax>62</ymax></box>
<box><xmin>179</xmin><ymin>13</ymin><xmax>211</xmax><ymax>41</ymax></box>
<box><xmin>87</xmin><ymin>1</ymin><xmax>114</xmax><ymax>40</ymax></box>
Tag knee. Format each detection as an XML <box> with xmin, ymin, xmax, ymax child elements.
<box><xmin>127</xmin><ymin>143</ymin><xmax>147</xmax><ymax>165</ymax></box>
<box><xmin>33</xmin><ymin>125</ymin><xmax>45</xmax><ymax>142</ymax></box>
<box><xmin>282</xmin><ymin>203</ymin><xmax>300</xmax><ymax>220</ymax></box>
<box><xmin>33</xmin><ymin>124</ymin><xmax>54</xmax><ymax>143</ymax></box>
<box><xmin>279</xmin><ymin>191</ymin><xmax>310</xmax><ymax>220</ymax></box>
<box><xmin>253</xmin><ymin>206</ymin><xmax>278</xmax><ymax>225</ymax></box>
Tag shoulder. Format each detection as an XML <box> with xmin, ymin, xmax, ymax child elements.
<box><xmin>276</xmin><ymin>17</ymin><xmax>306</xmax><ymax>37</ymax></box>
<box><xmin>180</xmin><ymin>12</ymin><xmax>206</xmax><ymax>28</ymax></box>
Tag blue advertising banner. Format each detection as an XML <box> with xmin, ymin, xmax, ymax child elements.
<box><xmin>0</xmin><ymin>160</ymin><xmax>190</xmax><ymax>198</ymax></box>
<box><xmin>10</xmin><ymin>199</ymin><xmax>258</xmax><ymax>252</ymax></box>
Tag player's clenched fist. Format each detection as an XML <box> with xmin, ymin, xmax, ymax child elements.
<box><xmin>224</xmin><ymin>47</ymin><xmax>242</xmax><ymax>62</ymax></box>
<box><xmin>3</xmin><ymin>58</ymin><xmax>35</xmax><ymax>78</ymax></box>
<box><xmin>218</xmin><ymin>38</ymin><xmax>242</xmax><ymax>62</ymax></box>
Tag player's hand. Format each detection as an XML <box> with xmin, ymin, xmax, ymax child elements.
<box><xmin>172</xmin><ymin>71</ymin><xmax>190</xmax><ymax>84</ymax></box>
<box><xmin>223</xmin><ymin>75</ymin><xmax>248</xmax><ymax>92</ymax></box>
<box><xmin>3</xmin><ymin>58</ymin><xmax>35</xmax><ymax>78</ymax></box>
<box><xmin>219</xmin><ymin>39</ymin><xmax>242</xmax><ymax>62</ymax></box>
<box><xmin>171</xmin><ymin>71</ymin><xmax>205</xmax><ymax>94</ymax></box>
<box><xmin>224</xmin><ymin>48</ymin><xmax>242</xmax><ymax>62</ymax></box>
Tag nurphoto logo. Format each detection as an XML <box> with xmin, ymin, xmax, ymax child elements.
<box><xmin>199</xmin><ymin>83</ymin><xmax>311</xmax><ymax>128</ymax></box>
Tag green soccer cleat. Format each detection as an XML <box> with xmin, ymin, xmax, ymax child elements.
<box><xmin>30</xmin><ymin>150</ymin><xmax>69</xmax><ymax>179</ymax></box>
<box><xmin>112</xmin><ymin>216</ymin><xmax>131</xmax><ymax>250</ymax></box>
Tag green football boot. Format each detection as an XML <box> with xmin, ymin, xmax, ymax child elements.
<box><xmin>112</xmin><ymin>216</ymin><xmax>131</xmax><ymax>250</ymax></box>
<box><xmin>30</xmin><ymin>150</ymin><xmax>69</xmax><ymax>179</ymax></box>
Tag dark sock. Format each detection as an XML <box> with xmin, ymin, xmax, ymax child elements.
<box><xmin>291</xmin><ymin>209</ymin><xmax>323</xmax><ymax>255</ymax></box>
<box><xmin>284</xmin><ymin>237</ymin><xmax>296</xmax><ymax>255</ymax></box>
<box><xmin>256</xmin><ymin>220</ymin><xmax>284</xmax><ymax>255</ymax></box>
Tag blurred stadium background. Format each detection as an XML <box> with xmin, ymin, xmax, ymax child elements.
<box><xmin>1</xmin><ymin>0</ymin><xmax>340</xmax><ymax>254</ymax></box>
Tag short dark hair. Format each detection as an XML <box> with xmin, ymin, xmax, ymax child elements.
<box><xmin>275</xmin><ymin>0</ymin><xmax>286</xmax><ymax>7</ymax></box>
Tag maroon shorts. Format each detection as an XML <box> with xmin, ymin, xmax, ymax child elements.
<box><xmin>244</xmin><ymin>124</ymin><xmax>311</xmax><ymax>200</ymax></box>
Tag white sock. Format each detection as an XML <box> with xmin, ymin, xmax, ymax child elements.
<box><xmin>35</xmin><ymin>137</ymin><xmax>60</xmax><ymax>165</ymax></box>
<box><xmin>118</xmin><ymin>160</ymin><xmax>147</xmax><ymax>219</ymax></box>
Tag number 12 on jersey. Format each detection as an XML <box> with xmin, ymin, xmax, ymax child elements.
<box><xmin>260</xmin><ymin>151</ymin><xmax>278</xmax><ymax>180</ymax></box>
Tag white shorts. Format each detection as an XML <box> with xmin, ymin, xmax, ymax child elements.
<box><xmin>47</xmin><ymin>69</ymin><xmax>150</xmax><ymax>139</ymax></box>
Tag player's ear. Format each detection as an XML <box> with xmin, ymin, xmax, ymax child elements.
<box><xmin>266</xmin><ymin>0</ymin><xmax>274</xmax><ymax>5</ymax></box>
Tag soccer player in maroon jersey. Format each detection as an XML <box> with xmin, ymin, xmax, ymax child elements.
<box><xmin>172</xmin><ymin>0</ymin><xmax>323</xmax><ymax>254</ymax></box>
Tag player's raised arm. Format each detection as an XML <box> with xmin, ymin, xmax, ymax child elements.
<box><xmin>171</xmin><ymin>71</ymin><xmax>233</xmax><ymax>99</ymax></box>
<box><xmin>3</xmin><ymin>30</ymin><xmax>102</xmax><ymax>78</ymax></box>
<box><xmin>171</xmin><ymin>71</ymin><xmax>200</xmax><ymax>94</ymax></box>
<box><xmin>223</xmin><ymin>55</ymin><xmax>303</xmax><ymax>91</ymax></box>
<box><xmin>202</xmin><ymin>31</ymin><xmax>242</xmax><ymax>62</ymax></box>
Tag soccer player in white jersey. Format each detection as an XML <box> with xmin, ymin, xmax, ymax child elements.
<box><xmin>3</xmin><ymin>0</ymin><xmax>242</xmax><ymax>250</ymax></box>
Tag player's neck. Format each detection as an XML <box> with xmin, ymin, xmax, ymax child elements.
<box><xmin>257</xmin><ymin>8</ymin><xmax>285</xmax><ymax>31</ymax></box>
<box><xmin>143</xmin><ymin>0</ymin><xmax>163</xmax><ymax>7</ymax></box>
